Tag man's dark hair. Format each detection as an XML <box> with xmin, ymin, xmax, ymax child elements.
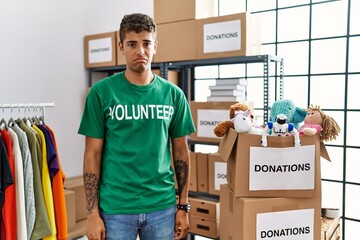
<box><xmin>119</xmin><ymin>13</ymin><xmax>157</xmax><ymax>44</ymax></box>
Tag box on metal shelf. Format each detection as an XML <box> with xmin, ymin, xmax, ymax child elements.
<box><xmin>152</xmin><ymin>69</ymin><xmax>180</xmax><ymax>87</ymax></box>
<box><xmin>218</xmin><ymin>129</ymin><xmax>326</xmax><ymax>198</ymax></box>
<box><xmin>64</xmin><ymin>176</ymin><xmax>87</xmax><ymax>222</ymax></box>
<box><xmin>196</xmin><ymin>152</ymin><xmax>209</xmax><ymax>193</ymax></box>
<box><xmin>208</xmin><ymin>152</ymin><xmax>227</xmax><ymax>195</ymax></box>
<box><xmin>189</xmin><ymin>197</ymin><xmax>220</xmax><ymax>220</ymax></box>
<box><xmin>64</xmin><ymin>189</ymin><xmax>76</xmax><ymax>232</ymax></box>
<box><xmin>196</xmin><ymin>12</ymin><xmax>261</xmax><ymax>59</ymax></box>
<box><xmin>189</xmin><ymin>196</ymin><xmax>220</xmax><ymax>239</ymax></box>
<box><xmin>190</xmin><ymin>101</ymin><xmax>254</xmax><ymax>143</ymax></box>
<box><xmin>189</xmin><ymin>216</ymin><xmax>220</xmax><ymax>239</ymax></box>
<box><xmin>189</xmin><ymin>151</ymin><xmax>198</xmax><ymax>192</ymax></box>
<box><xmin>84</xmin><ymin>31</ymin><xmax>117</xmax><ymax>68</ymax></box>
<box><xmin>153</xmin><ymin>20</ymin><xmax>197</xmax><ymax>63</ymax></box>
<box><xmin>220</xmin><ymin>184</ymin><xmax>322</xmax><ymax>240</ymax></box>
<box><xmin>154</xmin><ymin>0</ymin><xmax>217</xmax><ymax>24</ymax></box>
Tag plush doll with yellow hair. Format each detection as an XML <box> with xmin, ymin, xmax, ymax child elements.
<box><xmin>299</xmin><ymin>105</ymin><xmax>341</xmax><ymax>142</ymax></box>
<box><xmin>214</xmin><ymin>103</ymin><xmax>255</xmax><ymax>137</ymax></box>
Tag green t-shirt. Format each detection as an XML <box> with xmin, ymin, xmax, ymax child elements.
<box><xmin>78</xmin><ymin>71</ymin><xmax>195</xmax><ymax>214</ymax></box>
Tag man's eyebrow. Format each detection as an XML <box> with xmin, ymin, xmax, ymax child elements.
<box><xmin>126</xmin><ymin>40</ymin><xmax>137</xmax><ymax>44</ymax></box>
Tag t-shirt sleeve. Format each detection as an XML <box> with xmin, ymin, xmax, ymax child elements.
<box><xmin>78</xmin><ymin>88</ymin><xmax>105</xmax><ymax>139</ymax></box>
<box><xmin>169</xmin><ymin>93</ymin><xmax>196</xmax><ymax>138</ymax></box>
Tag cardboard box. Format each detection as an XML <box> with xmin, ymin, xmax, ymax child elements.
<box><xmin>154</xmin><ymin>0</ymin><xmax>217</xmax><ymax>24</ymax></box>
<box><xmin>153</xmin><ymin>20</ymin><xmax>197</xmax><ymax>63</ymax></box>
<box><xmin>152</xmin><ymin>69</ymin><xmax>180</xmax><ymax>87</ymax></box>
<box><xmin>190</xmin><ymin>101</ymin><xmax>238</xmax><ymax>143</ymax></box>
<box><xmin>218</xmin><ymin>129</ymin><xmax>323</xmax><ymax>198</ymax></box>
<box><xmin>189</xmin><ymin>151</ymin><xmax>198</xmax><ymax>192</ymax></box>
<box><xmin>67</xmin><ymin>219</ymin><xmax>87</xmax><ymax>240</ymax></box>
<box><xmin>196</xmin><ymin>12</ymin><xmax>261</xmax><ymax>59</ymax></box>
<box><xmin>208</xmin><ymin>153</ymin><xmax>227</xmax><ymax>195</ymax></box>
<box><xmin>84</xmin><ymin>31</ymin><xmax>117</xmax><ymax>68</ymax></box>
<box><xmin>321</xmin><ymin>217</ymin><xmax>341</xmax><ymax>240</ymax></box>
<box><xmin>189</xmin><ymin>197</ymin><xmax>220</xmax><ymax>220</ymax></box>
<box><xmin>64</xmin><ymin>176</ymin><xmax>87</xmax><ymax>221</ymax></box>
<box><xmin>220</xmin><ymin>184</ymin><xmax>321</xmax><ymax>240</ymax></box>
<box><xmin>115</xmin><ymin>31</ymin><xmax>125</xmax><ymax>66</ymax></box>
<box><xmin>189</xmin><ymin>216</ymin><xmax>220</xmax><ymax>239</ymax></box>
<box><xmin>190</xmin><ymin>101</ymin><xmax>254</xmax><ymax>143</ymax></box>
<box><xmin>64</xmin><ymin>189</ymin><xmax>76</xmax><ymax>232</ymax></box>
<box><xmin>196</xmin><ymin>153</ymin><xmax>208</xmax><ymax>193</ymax></box>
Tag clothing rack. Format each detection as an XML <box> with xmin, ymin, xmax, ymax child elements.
<box><xmin>0</xmin><ymin>102</ymin><xmax>55</xmax><ymax>109</ymax></box>
<box><xmin>0</xmin><ymin>102</ymin><xmax>55</xmax><ymax>122</ymax></box>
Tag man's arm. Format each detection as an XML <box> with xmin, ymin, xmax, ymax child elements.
<box><xmin>171</xmin><ymin>136</ymin><xmax>191</xmax><ymax>239</ymax></box>
<box><xmin>83</xmin><ymin>136</ymin><xmax>106</xmax><ymax>240</ymax></box>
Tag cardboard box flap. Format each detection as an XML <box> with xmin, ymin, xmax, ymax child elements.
<box><xmin>218</xmin><ymin>128</ymin><xmax>238</xmax><ymax>162</ymax></box>
<box><xmin>320</xmin><ymin>141</ymin><xmax>331</xmax><ymax>161</ymax></box>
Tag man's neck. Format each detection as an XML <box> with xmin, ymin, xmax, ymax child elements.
<box><xmin>124</xmin><ymin>69</ymin><xmax>154</xmax><ymax>86</ymax></box>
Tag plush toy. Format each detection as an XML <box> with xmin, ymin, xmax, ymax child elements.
<box><xmin>261</xmin><ymin>113</ymin><xmax>301</xmax><ymax>147</ymax></box>
<box><xmin>299</xmin><ymin>105</ymin><xmax>341</xmax><ymax>142</ymax></box>
<box><xmin>232</xmin><ymin>109</ymin><xmax>262</xmax><ymax>135</ymax></box>
<box><xmin>214</xmin><ymin>103</ymin><xmax>254</xmax><ymax>137</ymax></box>
<box><xmin>269</xmin><ymin>99</ymin><xmax>307</xmax><ymax>129</ymax></box>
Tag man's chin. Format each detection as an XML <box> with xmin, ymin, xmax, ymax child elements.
<box><xmin>129</xmin><ymin>65</ymin><xmax>149</xmax><ymax>73</ymax></box>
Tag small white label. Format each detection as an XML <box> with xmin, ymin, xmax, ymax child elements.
<box><xmin>197</xmin><ymin>109</ymin><xmax>228</xmax><ymax>138</ymax></box>
<box><xmin>249</xmin><ymin>145</ymin><xmax>315</xmax><ymax>191</ymax></box>
<box><xmin>203</xmin><ymin>20</ymin><xmax>241</xmax><ymax>53</ymax></box>
<box><xmin>214</xmin><ymin>162</ymin><xmax>227</xmax><ymax>190</ymax></box>
<box><xmin>257</xmin><ymin>209</ymin><xmax>314</xmax><ymax>240</ymax></box>
<box><xmin>88</xmin><ymin>37</ymin><xmax>113</xmax><ymax>63</ymax></box>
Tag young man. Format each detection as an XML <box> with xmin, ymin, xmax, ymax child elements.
<box><xmin>78</xmin><ymin>13</ymin><xmax>195</xmax><ymax>240</ymax></box>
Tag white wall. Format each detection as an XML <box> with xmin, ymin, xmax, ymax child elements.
<box><xmin>0</xmin><ymin>0</ymin><xmax>153</xmax><ymax>178</ymax></box>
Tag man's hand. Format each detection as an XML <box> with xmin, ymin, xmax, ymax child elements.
<box><xmin>174</xmin><ymin>210</ymin><xmax>189</xmax><ymax>239</ymax></box>
<box><xmin>86</xmin><ymin>213</ymin><xmax>106</xmax><ymax>240</ymax></box>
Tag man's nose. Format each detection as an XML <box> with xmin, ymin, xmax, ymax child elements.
<box><xmin>137</xmin><ymin>46</ymin><xmax>145</xmax><ymax>55</ymax></box>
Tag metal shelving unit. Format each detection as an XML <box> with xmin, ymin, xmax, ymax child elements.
<box><xmin>166</xmin><ymin>54</ymin><xmax>284</xmax><ymax>123</ymax></box>
<box><xmin>88</xmin><ymin>54</ymin><xmax>283</xmax><ymax>123</ymax></box>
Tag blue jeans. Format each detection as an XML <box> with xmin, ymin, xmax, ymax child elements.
<box><xmin>100</xmin><ymin>206</ymin><xmax>176</xmax><ymax>240</ymax></box>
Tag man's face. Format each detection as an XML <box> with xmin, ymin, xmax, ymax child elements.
<box><xmin>119</xmin><ymin>31</ymin><xmax>157</xmax><ymax>73</ymax></box>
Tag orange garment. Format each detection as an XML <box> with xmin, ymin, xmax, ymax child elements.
<box><xmin>1</xmin><ymin>130</ymin><xmax>17</xmax><ymax>240</ymax></box>
<box><xmin>46</xmin><ymin>126</ymin><xmax>68</xmax><ymax>240</ymax></box>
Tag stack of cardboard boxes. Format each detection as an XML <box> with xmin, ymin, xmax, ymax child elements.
<box><xmin>64</xmin><ymin>176</ymin><xmax>87</xmax><ymax>239</ymax></box>
<box><xmin>153</xmin><ymin>0</ymin><xmax>261</xmax><ymax>63</ymax></box>
<box><xmin>218</xmin><ymin>128</ymin><xmax>323</xmax><ymax>239</ymax></box>
<box><xmin>84</xmin><ymin>0</ymin><xmax>261</xmax><ymax>69</ymax></box>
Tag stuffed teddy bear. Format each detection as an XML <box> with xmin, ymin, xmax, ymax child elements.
<box><xmin>213</xmin><ymin>103</ymin><xmax>254</xmax><ymax>137</ymax></box>
<box><xmin>269</xmin><ymin>99</ymin><xmax>307</xmax><ymax>129</ymax></box>
<box><xmin>299</xmin><ymin>105</ymin><xmax>341</xmax><ymax>142</ymax></box>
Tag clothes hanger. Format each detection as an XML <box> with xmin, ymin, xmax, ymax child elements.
<box><xmin>0</xmin><ymin>118</ymin><xmax>7</xmax><ymax>130</ymax></box>
<box><xmin>39</xmin><ymin>105</ymin><xmax>45</xmax><ymax>125</ymax></box>
<box><xmin>31</xmin><ymin>104</ymin><xmax>40</xmax><ymax>125</ymax></box>
<box><xmin>0</xmin><ymin>105</ymin><xmax>7</xmax><ymax>130</ymax></box>
<box><xmin>7</xmin><ymin>105</ymin><xmax>16</xmax><ymax>127</ymax></box>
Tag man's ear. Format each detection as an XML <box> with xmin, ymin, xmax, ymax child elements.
<box><xmin>153</xmin><ymin>40</ymin><xmax>158</xmax><ymax>55</ymax></box>
<box><xmin>119</xmin><ymin>42</ymin><xmax>124</xmax><ymax>54</ymax></box>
